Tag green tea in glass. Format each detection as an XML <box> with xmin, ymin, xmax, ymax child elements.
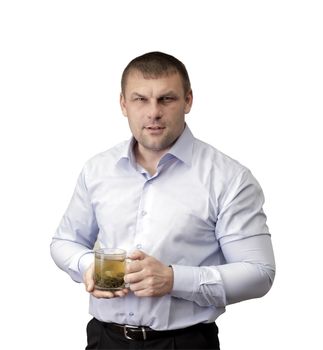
<box><xmin>94</xmin><ymin>248</ymin><xmax>126</xmax><ymax>291</ymax></box>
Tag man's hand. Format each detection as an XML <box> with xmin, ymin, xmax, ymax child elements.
<box><xmin>124</xmin><ymin>250</ymin><xmax>174</xmax><ymax>297</ymax></box>
<box><xmin>83</xmin><ymin>263</ymin><xmax>129</xmax><ymax>299</ymax></box>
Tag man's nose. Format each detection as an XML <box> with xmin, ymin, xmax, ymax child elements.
<box><xmin>147</xmin><ymin>100</ymin><xmax>162</xmax><ymax>119</ymax></box>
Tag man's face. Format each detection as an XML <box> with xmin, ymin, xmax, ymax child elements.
<box><xmin>120</xmin><ymin>71</ymin><xmax>193</xmax><ymax>154</ymax></box>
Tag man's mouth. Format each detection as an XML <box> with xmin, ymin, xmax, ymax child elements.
<box><xmin>144</xmin><ymin>126</ymin><xmax>166</xmax><ymax>130</ymax></box>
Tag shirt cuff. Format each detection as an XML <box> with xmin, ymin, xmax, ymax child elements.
<box><xmin>170</xmin><ymin>264</ymin><xmax>200</xmax><ymax>299</ymax></box>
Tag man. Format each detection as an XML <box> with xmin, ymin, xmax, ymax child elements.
<box><xmin>51</xmin><ymin>51</ymin><xmax>275</xmax><ymax>349</ymax></box>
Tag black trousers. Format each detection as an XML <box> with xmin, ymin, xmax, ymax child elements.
<box><xmin>86</xmin><ymin>318</ymin><xmax>220</xmax><ymax>350</ymax></box>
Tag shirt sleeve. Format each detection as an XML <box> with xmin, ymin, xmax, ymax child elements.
<box><xmin>50</xmin><ymin>166</ymin><xmax>98</xmax><ymax>283</ymax></box>
<box><xmin>171</xmin><ymin>234</ymin><xmax>275</xmax><ymax>307</ymax></box>
<box><xmin>171</xmin><ymin>168</ymin><xmax>275</xmax><ymax>307</ymax></box>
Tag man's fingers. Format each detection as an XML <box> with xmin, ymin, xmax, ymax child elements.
<box><xmin>114</xmin><ymin>288</ymin><xmax>129</xmax><ymax>297</ymax></box>
<box><xmin>92</xmin><ymin>290</ymin><xmax>115</xmax><ymax>298</ymax></box>
<box><xmin>86</xmin><ymin>280</ymin><xmax>94</xmax><ymax>292</ymax></box>
<box><xmin>84</xmin><ymin>263</ymin><xmax>95</xmax><ymax>292</ymax></box>
<box><xmin>127</xmin><ymin>249</ymin><xmax>146</xmax><ymax>261</ymax></box>
<box><xmin>125</xmin><ymin>259</ymin><xmax>144</xmax><ymax>274</ymax></box>
<box><xmin>85</xmin><ymin>273</ymin><xmax>95</xmax><ymax>292</ymax></box>
<box><xmin>124</xmin><ymin>269</ymin><xmax>145</xmax><ymax>284</ymax></box>
<box><xmin>128</xmin><ymin>280</ymin><xmax>146</xmax><ymax>292</ymax></box>
<box><xmin>91</xmin><ymin>288</ymin><xmax>129</xmax><ymax>299</ymax></box>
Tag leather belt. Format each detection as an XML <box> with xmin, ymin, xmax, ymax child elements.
<box><xmin>102</xmin><ymin>321</ymin><xmax>211</xmax><ymax>341</ymax></box>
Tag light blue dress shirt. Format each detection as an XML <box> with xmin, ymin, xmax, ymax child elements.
<box><xmin>51</xmin><ymin>125</ymin><xmax>275</xmax><ymax>330</ymax></box>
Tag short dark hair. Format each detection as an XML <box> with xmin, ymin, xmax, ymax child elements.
<box><xmin>121</xmin><ymin>51</ymin><xmax>191</xmax><ymax>95</ymax></box>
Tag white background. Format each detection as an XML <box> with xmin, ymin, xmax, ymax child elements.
<box><xmin>1</xmin><ymin>1</ymin><xmax>322</xmax><ymax>349</ymax></box>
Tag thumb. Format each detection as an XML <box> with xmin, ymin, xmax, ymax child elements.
<box><xmin>84</xmin><ymin>263</ymin><xmax>95</xmax><ymax>292</ymax></box>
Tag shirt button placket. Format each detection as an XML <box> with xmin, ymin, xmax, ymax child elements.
<box><xmin>135</xmin><ymin>181</ymin><xmax>148</xmax><ymax>250</ymax></box>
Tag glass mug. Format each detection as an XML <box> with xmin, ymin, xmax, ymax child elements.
<box><xmin>94</xmin><ymin>248</ymin><xmax>127</xmax><ymax>291</ymax></box>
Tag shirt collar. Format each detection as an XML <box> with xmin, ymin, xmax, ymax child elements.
<box><xmin>164</xmin><ymin>124</ymin><xmax>193</xmax><ymax>166</ymax></box>
<box><xmin>117</xmin><ymin>137</ymin><xmax>137</xmax><ymax>168</ymax></box>
<box><xmin>117</xmin><ymin>124</ymin><xmax>194</xmax><ymax>167</ymax></box>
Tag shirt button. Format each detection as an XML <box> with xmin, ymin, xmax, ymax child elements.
<box><xmin>129</xmin><ymin>312</ymin><xmax>134</xmax><ymax>317</ymax></box>
<box><xmin>141</xmin><ymin>210</ymin><xmax>147</xmax><ymax>216</ymax></box>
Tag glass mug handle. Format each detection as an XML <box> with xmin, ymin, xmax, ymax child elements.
<box><xmin>124</xmin><ymin>257</ymin><xmax>133</xmax><ymax>289</ymax></box>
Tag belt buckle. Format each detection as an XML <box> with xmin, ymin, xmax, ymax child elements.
<box><xmin>123</xmin><ymin>324</ymin><xmax>147</xmax><ymax>341</ymax></box>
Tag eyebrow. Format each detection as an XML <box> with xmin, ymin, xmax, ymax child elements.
<box><xmin>158</xmin><ymin>90</ymin><xmax>179</xmax><ymax>98</ymax></box>
<box><xmin>130</xmin><ymin>92</ymin><xmax>146</xmax><ymax>99</ymax></box>
<box><xmin>130</xmin><ymin>91</ymin><xmax>179</xmax><ymax>99</ymax></box>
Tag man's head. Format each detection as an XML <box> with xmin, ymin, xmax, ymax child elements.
<box><xmin>121</xmin><ymin>51</ymin><xmax>191</xmax><ymax>97</ymax></box>
<box><xmin>120</xmin><ymin>52</ymin><xmax>193</xmax><ymax>157</ymax></box>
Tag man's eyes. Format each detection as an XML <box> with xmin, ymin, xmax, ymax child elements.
<box><xmin>159</xmin><ymin>96</ymin><xmax>176</xmax><ymax>103</ymax></box>
<box><xmin>132</xmin><ymin>96</ymin><xmax>177</xmax><ymax>103</ymax></box>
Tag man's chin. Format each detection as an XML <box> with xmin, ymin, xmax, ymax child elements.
<box><xmin>137</xmin><ymin>135</ymin><xmax>177</xmax><ymax>153</ymax></box>
<box><xmin>141</xmin><ymin>142</ymin><xmax>170</xmax><ymax>153</ymax></box>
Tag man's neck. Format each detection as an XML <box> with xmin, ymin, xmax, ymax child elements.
<box><xmin>134</xmin><ymin>143</ymin><xmax>169</xmax><ymax>176</ymax></box>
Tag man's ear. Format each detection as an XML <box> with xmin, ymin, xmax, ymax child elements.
<box><xmin>120</xmin><ymin>93</ymin><xmax>127</xmax><ymax>117</ymax></box>
<box><xmin>184</xmin><ymin>89</ymin><xmax>193</xmax><ymax>114</ymax></box>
